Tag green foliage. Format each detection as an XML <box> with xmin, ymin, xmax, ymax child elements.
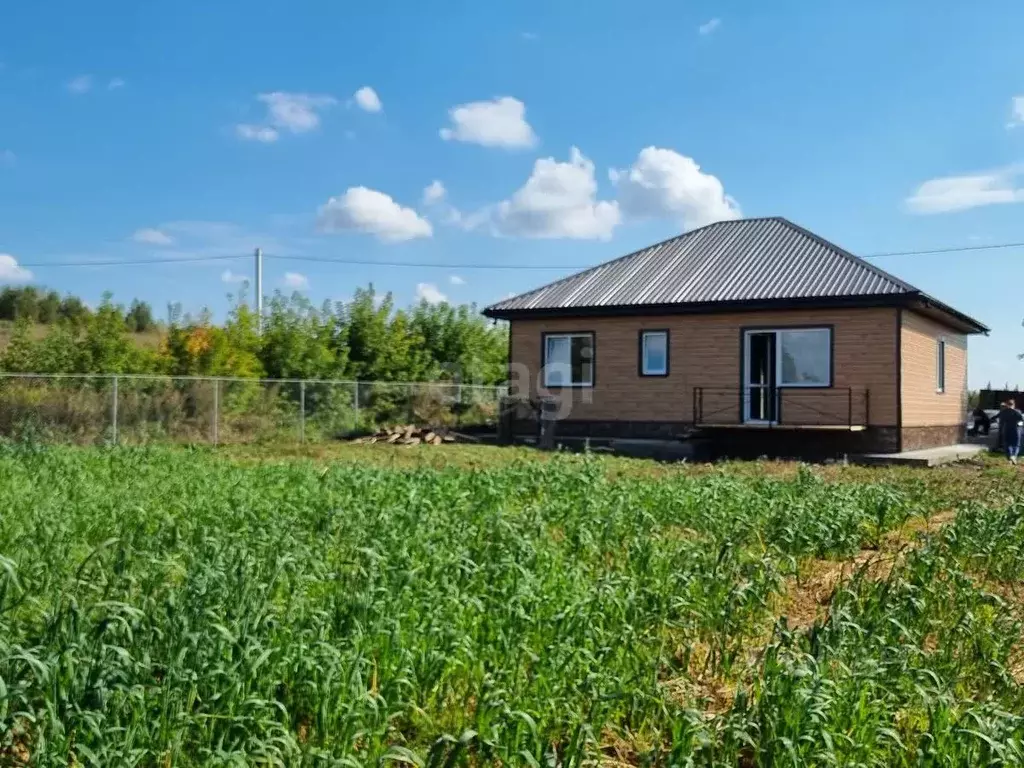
<box><xmin>56</xmin><ymin>294</ymin><xmax>90</xmax><ymax>326</ymax></box>
<box><xmin>0</xmin><ymin>285</ymin><xmax>508</xmax><ymax>386</ymax></box>
<box><xmin>124</xmin><ymin>299</ymin><xmax>156</xmax><ymax>332</ymax></box>
<box><xmin>0</xmin><ymin>285</ymin><xmax>142</xmax><ymax>328</ymax></box>
<box><xmin>5</xmin><ymin>449</ymin><xmax>1021</xmax><ymax>764</ymax></box>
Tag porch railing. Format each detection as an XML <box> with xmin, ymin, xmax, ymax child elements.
<box><xmin>693</xmin><ymin>387</ymin><xmax>870</xmax><ymax>429</ymax></box>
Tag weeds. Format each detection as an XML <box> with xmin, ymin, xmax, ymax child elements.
<box><xmin>0</xmin><ymin>446</ymin><xmax>1021</xmax><ymax>765</ymax></box>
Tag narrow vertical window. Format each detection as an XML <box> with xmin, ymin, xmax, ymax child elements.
<box><xmin>639</xmin><ymin>330</ymin><xmax>669</xmax><ymax>376</ymax></box>
<box><xmin>937</xmin><ymin>338</ymin><xmax>946</xmax><ymax>393</ymax></box>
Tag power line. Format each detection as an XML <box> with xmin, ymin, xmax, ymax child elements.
<box><xmin>15</xmin><ymin>239</ymin><xmax>1024</xmax><ymax>270</ymax></box>
<box><xmin>18</xmin><ymin>254</ymin><xmax>244</xmax><ymax>268</ymax></box>
<box><xmin>265</xmin><ymin>240</ymin><xmax>1024</xmax><ymax>268</ymax></box>
<box><xmin>865</xmin><ymin>241</ymin><xmax>1024</xmax><ymax>259</ymax></box>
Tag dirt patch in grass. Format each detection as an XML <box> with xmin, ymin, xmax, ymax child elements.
<box><xmin>777</xmin><ymin>509</ymin><xmax>957</xmax><ymax>631</ymax></box>
<box><xmin>660</xmin><ymin>640</ymin><xmax>738</xmax><ymax>716</ymax></box>
<box><xmin>0</xmin><ymin>719</ymin><xmax>32</xmax><ymax>767</ymax></box>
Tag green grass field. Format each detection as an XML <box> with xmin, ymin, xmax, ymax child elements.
<box><xmin>2</xmin><ymin>444</ymin><xmax>1024</xmax><ymax>765</ymax></box>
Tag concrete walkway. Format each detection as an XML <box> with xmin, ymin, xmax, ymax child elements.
<box><xmin>853</xmin><ymin>443</ymin><xmax>987</xmax><ymax>467</ymax></box>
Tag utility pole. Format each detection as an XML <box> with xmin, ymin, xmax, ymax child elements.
<box><xmin>254</xmin><ymin>247</ymin><xmax>263</xmax><ymax>333</ymax></box>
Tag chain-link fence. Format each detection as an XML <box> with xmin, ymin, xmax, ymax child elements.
<box><xmin>0</xmin><ymin>373</ymin><xmax>506</xmax><ymax>445</ymax></box>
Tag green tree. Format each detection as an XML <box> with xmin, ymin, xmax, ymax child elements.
<box><xmin>259</xmin><ymin>293</ymin><xmax>341</xmax><ymax>380</ymax></box>
<box><xmin>32</xmin><ymin>322</ymin><xmax>84</xmax><ymax>373</ymax></box>
<box><xmin>125</xmin><ymin>300</ymin><xmax>156</xmax><ymax>332</ymax></box>
<box><xmin>0</xmin><ymin>319</ymin><xmax>38</xmax><ymax>371</ymax></box>
<box><xmin>58</xmin><ymin>295</ymin><xmax>91</xmax><ymax>326</ymax></box>
<box><xmin>345</xmin><ymin>286</ymin><xmax>395</xmax><ymax>380</ymax></box>
<box><xmin>38</xmin><ymin>291</ymin><xmax>61</xmax><ymax>324</ymax></box>
<box><xmin>78</xmin><ymin>295</ymin><xmax>158</xmax><ymax>373</ymax></box>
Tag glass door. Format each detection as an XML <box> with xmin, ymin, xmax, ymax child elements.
<box><xmin>744</xmin><ymin>331</ymin><xmax>777</xmax><ymax>423</ymax></box>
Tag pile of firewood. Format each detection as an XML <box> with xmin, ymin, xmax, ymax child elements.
<box><xmin>350</xmin><ymin>424</ymin><xmax>459</xmax><ymax>446</ymax></box>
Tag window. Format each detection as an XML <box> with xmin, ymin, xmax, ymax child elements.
<box><xmin>639</xmin><ymin>330</ymin><xmax>669</xmax><ymax>376</ymax></box>
<box><xmin>543</xmin><ymin>333</ymin><xmax>594</xmax><ymax>387</ymax></box>
<box><xmin>937</xmin><ymin>338</ymin><xmax>946</xmax><ymax>393</ymax></box>
<box><xmin>778</xmin><ymin>328</ymin><xmax>831</xmax><ymax>386</ymax></box>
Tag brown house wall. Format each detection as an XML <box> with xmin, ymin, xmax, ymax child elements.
<box><xmin>900</xmin><ymin>311</ymin><xmax>968</xmax><ymax>449</ymax></box>
<box><xmin>509</xmin><ymin>308</ymin><xmax>901</xmax><ymax>433</ymax></box>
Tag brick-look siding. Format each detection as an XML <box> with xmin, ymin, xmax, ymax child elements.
<box><xmin>509</xmin><ymin>308</ymin><xmax>900</xmax><ymax>427</ymax></box>
<box><xmin>900</xmin><ymin>311</ymin><xmax>967</xmax><ymax>428</ymax></box>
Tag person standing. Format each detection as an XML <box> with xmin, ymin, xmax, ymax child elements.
<box><xmin>996</xmin><ymin>400</ymin><xmax>1024</xmax><ymax>464</ymax></box>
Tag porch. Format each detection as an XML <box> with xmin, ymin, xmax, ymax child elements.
<box><xmin>693</xmin><ymin>387</ymin><xmax>870</xmax><ymax>431</ymax></box>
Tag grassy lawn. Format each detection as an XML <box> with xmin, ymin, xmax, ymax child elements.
<box><xmin>2</xmin><ymin>443</ymin><xmax>1023</xmax><ymax>765</ymax></box>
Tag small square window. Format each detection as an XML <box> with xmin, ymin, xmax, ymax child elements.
<box><xmin>640</xmin><ymin>330</ymin><xmax>669</xmax><ymax>376</ymax></box>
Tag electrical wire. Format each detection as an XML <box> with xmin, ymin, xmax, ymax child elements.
<box><xmin>265</xmin><ymin>240</ymin><xmax>1024</xmax><ymax>268</ymax></box>
<box><xmin>14</xmin><ymin>240</ymin><xmax>1024</xmax><ymax>270</ymax></box>
<box><xmin>17</xmin><ymin>254</ymin><xmax>244</xmax><ymax>268</ymax></box>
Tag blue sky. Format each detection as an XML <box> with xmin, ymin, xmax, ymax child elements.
<box><xmin>1</xmin><ymin>0</ymin><xmax>1024</xmax><ymax>387</ymax></box>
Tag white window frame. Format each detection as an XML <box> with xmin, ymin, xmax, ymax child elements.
<box><xmin>640</xmin><ymin>330</ymin><xmax>669</xmax><ymax>377</ymax></box>
<box><xmin>542</xmin><ymin>332</ymin><xmax>594</xmax><ymax>388</ymax></box>
<box><xmin>936</xmin><ymin>337</ymin><xmax>946</xmax><ymax>393</ymax></box>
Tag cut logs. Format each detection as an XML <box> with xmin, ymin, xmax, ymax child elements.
<box><xmin>350</xmin><ymin>425</ymin><xmax>463</xmax><ymax>446</ymax></box>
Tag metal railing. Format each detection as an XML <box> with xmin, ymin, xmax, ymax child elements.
<box><xmin>693</xmin><ymin>387</ymin><xmax>870</xmax><ymax>429</ymax></box>
<box><xmin>0</xmin><ymin>372</ymin><xmax>507</xmax><ymax>445</ymax></box>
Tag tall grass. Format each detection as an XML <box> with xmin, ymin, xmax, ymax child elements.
<box><xmin>0</xmin><ymin>447</ymin><xmax>1020</xmax><ymax>765</ymax></box>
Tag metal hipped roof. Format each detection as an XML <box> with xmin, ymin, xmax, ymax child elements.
<box><xmin>483</xmin><ymin>217</ymin><xmax>987</xmax><ymax>334</ymax></box>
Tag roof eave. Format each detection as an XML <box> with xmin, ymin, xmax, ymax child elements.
<box><xmin>483</xmin><ymin>293</ymin><xmax>914</xmax><ymax>321</ymax></box>
<box><xmin>910</xmin><ymin>294</ymin><xmax>989</xmax><ymax>335</ymax></box>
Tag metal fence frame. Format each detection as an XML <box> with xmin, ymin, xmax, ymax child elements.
<box><xmin>0</xmin><ymin>372</ymin><xmax>508</xmax><ymax>445</ymax></box>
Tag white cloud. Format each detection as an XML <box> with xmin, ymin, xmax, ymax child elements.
<box><xmin>487</xmin><ymin>147</ymin><xmax>620</xmax><ymax>239</ymax></box>
<box><xmin>67</xmin><ymin>75</ymin><xmax>92</xmax><ymax>94</ymax></box>
<box><xmin>422</xmin><ymin>180</ymin><xmax>446</xmax><ymax>205</ymax></box>
<box><xmin>236</xmin><ymin>124</ymin><xmax>280</xmax><ymax>142</ymax></box>
<box><xmin>698</xmin><ymin>18</ymin><xmax>721</xmax><ymax>35</ymax></box>
<box><xmin>0</xmin><ymin>150</ymin><xmax>14</xmax><ymax>167</ymax></box>
<box><xmin>0</xmin><ymin>254</ymin><xmax>32</xmax><ymax>283</ymax></box>
<box><xmin>416</xmin><ymin>282</ymin><xmax>447</xmax><ymax>304</ymax></box>
<box><xmin>353</xmin><ymin>86</ymin><xmax>382</xmax><ymax>113</ymax></box>
<box><xmin>237</xmin><ymin>91</ymin><xmax>336</xmax><ymax>141</ymax></box>
<box><xmin>611</xmin><ymin>146</ymin><xmax>741</xmax><ymax>229</ymax></box>
<box><xmin>317</xmin><ymin>187</ymin><xmax>433</xmax><ymax>242</ymax></box>
<box><xmin>107</xmin><ymin>77</ymin><xmax>125</xmax><ymax>90</ymax></box>
<box><xmin>1009</xmin><ymin>96</ymin><xmax>1024</xmax><ymax>128</ymax></box>
<box><xmin>283</xmin><ymin>272</ymin><xmax>310</xmax><ymax>290</ymax></box>
<box><xmin>260</xmin><ymin>91</ymin><xmax>336</xmax><ymax>132</ymax></box>
<box><xmin>221</xmin><ymin>269</ymin><xmax>248</xmax><ymax>284</ymax></box>
<box><xmin>439</xmin><ymin>96</ymin><xmax>537</xmax><ymax>149</ymax></box>
<box><xmin>449</xmin><ymin>274</ymin><xmax>465</xmax><ymax>285</ymax></box>
<box><xmin>132</xmin><ymin>228</ymin><xmax>174</xmax><ymax>245</ymax></box>
<box><xmin>905</xmin><ymin>167</ymin><xmax>1024</xmax><ymax>214</ymax></box>
<box><xmin>132</xmin><ymin>220</ymin><xmax>298</xmax><ymax>263</ymax></box>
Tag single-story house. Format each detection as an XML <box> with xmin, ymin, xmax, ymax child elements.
<box><xmin>483</xmin><ymin>217</ymin><xmax>988</xmax><ymax>456</ymax></box>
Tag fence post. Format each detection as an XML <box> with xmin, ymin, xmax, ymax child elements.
<box><xmin>353</xmin><ymin>382</ymin><xmax>360</xmax><ymax>429</ymax></box>
<box><xmin>212</xmin><ymin>380</ymin><xmax>219</xmax><ymax>445</ymax></box>
<box><xmin>847</xmin><ymin>387</ymin><xmax>853</xmax><ymax>429</ymax></box>
<box><xmin>111</xmin><ymin>375</ymin><xmax>119</xmax><ymax>444</ymax></box>
<box><xmin>407</xmin><ymin>384</ymin><xmax>414</xmax><ymax>423</ymax></box>
<box><xmin>299</xmin><ymin>381</ymin><xmax>306</xmax><ymax>444</ymax></box>
<box><xmin>864</xmin><ymin>388</ymin><xmax>870</xmax><ymax>427</ymax></box>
